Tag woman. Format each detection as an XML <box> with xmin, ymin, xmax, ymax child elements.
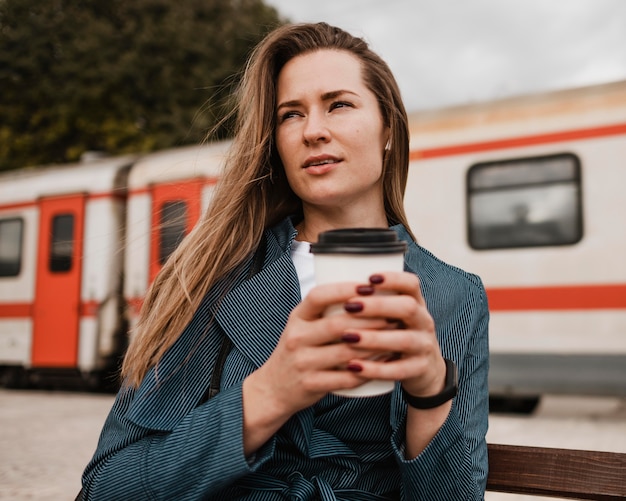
<box><xmin>80</xmin><ymin>22</ymin><xmax>489</xmax><ymax>500</ymax></box>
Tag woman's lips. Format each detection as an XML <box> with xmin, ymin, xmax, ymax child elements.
<box><xmin>303</xmin><ymin>159</ymin><xmax>340</xmax><ymax>175</ymax></box>
<box><xmin>303</xmin><ymin>155</ymin><xmax>341</xmax><ymax>174</ymax></box>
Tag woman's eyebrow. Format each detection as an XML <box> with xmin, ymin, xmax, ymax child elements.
<box><xmin>277</xmin><ymin>89</ymin><xmax>359</xmax><ymax>112</ymax></box>
<box><xmin>320</xmin><ymin>89</ymin><xmax>358</xmax><ymax>101</ymax></box>
<box><xmin>276</xmin><ymin>99</ymin><xmax>300</xmax><ymax>112</ymax></box>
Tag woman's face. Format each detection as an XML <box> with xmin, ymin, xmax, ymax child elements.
<box><xmin>275</xmin><ymin>49</ymin><xmax>389</xmax><ymax>215</ymax></box>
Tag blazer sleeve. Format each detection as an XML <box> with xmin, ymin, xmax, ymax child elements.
<box><xmin>80</xmin><ymin>382</ymin><xmax>277</xmax><ymax>500</ymax></box>
<box><xmin>390</xmin><ymin>272</ymin><xmax>490</xmax><ymax>501</ymax></box>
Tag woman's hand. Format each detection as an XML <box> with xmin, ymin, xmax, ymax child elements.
<box><xmin>241</xmin><ymin>271</ymin><xmax>447</xmax><ymax>456</ymax></box>
<box><xmin>246</xmin><ymin>281</ymin><xmax>391</xmax><ymax>413</ymax></box>
<box><xmin>341</xmin><ymin>271</ymin><xmax>452</xmax><ymax>459</ymax></box>
<box><xmin>340</xmin><ymin>272</ymin><xmax>448</xmax><ymax>399</ymax></box>
<box><xmin>242</xmin><ymin>278</ymin><xmax>396</xmax><ymax>455</ymax></box>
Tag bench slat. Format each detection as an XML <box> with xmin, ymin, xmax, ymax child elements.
<box><xmin>487</xmin><ymin>443</ymin><xmax>626</xmax><ymax>500</ymax></box>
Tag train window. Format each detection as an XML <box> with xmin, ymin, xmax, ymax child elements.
<box><xmin>159</xmin><ymin>200</ymin><xmax>188</xmax><ymax>264</ymax></box>
<box><xmin>50</xmin><ymin>214</ymin><xmax>75</xmax><ymax>272</ymax></box>
<box><xmin>0</xmin><ymin>218</ymin><xmax>24</xmax><ymax>277</ymax></box>
<box><xmin>467</xmin><ymin>153</ymin><xmax>582</xmax><ymax>249</ymax></box>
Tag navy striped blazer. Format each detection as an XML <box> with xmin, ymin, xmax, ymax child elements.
<box><xmin>81</xmin><ymin>217</ymin><xmax>489</xmax><ymax>500</ymax></box>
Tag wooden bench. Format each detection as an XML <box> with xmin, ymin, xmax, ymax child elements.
<box><xmin>486</xmin><ymin>443</ymin><xmax>626</xmax><ymax>499</ymax></box>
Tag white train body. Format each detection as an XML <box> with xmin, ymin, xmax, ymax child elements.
<box><xmin>0</xmin><ymin>80</ymin><xmax>624</xmax><ymax>395</ymax></box>
<box><xmin>406</xmin><ymin>80</ymin><xmax>626</xmax><ymax>396</ymax></box>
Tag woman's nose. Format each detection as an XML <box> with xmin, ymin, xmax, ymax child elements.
<box><xmin>302</xmin><ymin>112</ymin><xmax>330</xmax><ymax>145</ymax></box>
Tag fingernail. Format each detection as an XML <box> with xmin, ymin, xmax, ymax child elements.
<box><xmin>356</xmin><ymin>285</ymin><xmax>375</xmax><ymax>295</ymax></box>
<box><xmin>344</xmin><ymin>302</ymin><xmax>364</xmax><ymax>313</ymax></box>
<box><xmin>341</xmin><ymin>332</ymin><xmax>361</xmax><ymax>343</ymax></box>
<box><xmin>369</xmin><ymin>274</ymin><xmax>384</xmax><ymax>284</ymax></box>
<box><xmin>346</xmin><ymin>363</ymin><xmax>363</xmax><ymax>372</ymax></box>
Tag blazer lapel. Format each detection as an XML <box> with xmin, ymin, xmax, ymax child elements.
<box><xmin>216</xmin><ymin>251</ymin><xmax>301</xmax><ymax>369</ymax></box>
<box><xmin>126</xmin><ymin>222</ymin><xmax>300</xmax><ymax>430</ymax></box>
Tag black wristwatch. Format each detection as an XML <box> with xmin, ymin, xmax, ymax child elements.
<box><xmin>402</xmin><ymin>358</ymin><xmax>458</xmax><ymax>409</ymax></box>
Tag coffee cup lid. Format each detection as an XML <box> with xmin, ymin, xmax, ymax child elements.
<box><xmin>310</xmin><ymin>228</ymin><xmax>407</xmax><ymax>254</ymax></box>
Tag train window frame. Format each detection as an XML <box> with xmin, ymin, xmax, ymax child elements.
<box><xmin>49</xmin><ymin>213</ymin><xmax>75</xmax><ymax>272</ymax></box>
<box><xmin>159</xmin><ymin>200</ymin><xmax>188</xmax><ymax>265</ymax></box>
<box><xmin>0</xmin><ymin>217</ymin><xmax>24</xmax><ymax>277</ymax></box>
<box><xmin>466</xmin><ymin>153</ymin><xmax>583</xmax><ymax>250</ymax></box>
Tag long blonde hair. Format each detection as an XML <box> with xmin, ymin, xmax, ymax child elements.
<box><xmin>121</xmin><ymin>22</ymin><xmax>414</xmax><ymax>388</ymax></box>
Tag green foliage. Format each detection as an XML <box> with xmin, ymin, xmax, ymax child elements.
<box><xmin>0</xmin><ymin>0</ymin><xmax>285</xmax><ymax>170</ymax></box>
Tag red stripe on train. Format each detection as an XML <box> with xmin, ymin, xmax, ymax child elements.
<box><xmin>0</xmin><ymin>301</ymin><xmax>100</xmax><ymax>318</ymax></box>
<box><xmin>410</xmin><ymin>122</ymin><xmax>626</xmax><ymax>160</ymax></box>
<box><xmin>0</xmin><ymin>303</ymin><xmax>32</xmax><ymax>317</ymax></box>
<box><xmin>486</xmin><ymin>284</ymin><xmax>626</xmax><ymax>311</ymax></box>
<box><xmin>0</xmin><ymin>191</ymin><xmax>125</xmax><ymax>212</ymax></box>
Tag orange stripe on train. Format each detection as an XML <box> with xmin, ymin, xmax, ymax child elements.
<box><xmin>410</xmin><ymin>122</ymin><xmax>626</xmax><ymax>160</ymax></box>
<box><xmin>486</xmin><ymin>284</ymin><xmax>626</xmax><ymax>311</ymax></box>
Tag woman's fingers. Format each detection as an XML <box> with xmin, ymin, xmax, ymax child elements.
<box><xmin>344</xmin><ymin>293</ymin><xmax>434</xmax><ymax>333</ymax></box>
<box><xmin>288</xmin><ymin>281</ymin><xmax>392</xmax><ymax>347</ymax></box>
<box><xmin>368</xmin><ymin>271</ymin><xmax>423</xmax><ymax>300</ymax></box>
<box><xmin>285</xmin><ymin>337</ymin><xmax>384</xmax><ymax>372</ymax></box>
<box><xmin>294</xmin><ymin>368</ymin><xmax>370</xmax><ymax>394</ymax></box>
<box><xmin>295</xmin><ymin>271</ymin><xmax>423</xmax><ymax>323</ymax></box>
<box><xmin>333</xmin><ymin>272</ymin><xmax>444</xmax><ymax>394</ymax></box>
<box><xmin>296</xmin><ymin>281</ymin><xmax>362</xmax><ymax>320</ymax></box>
<box><xmin>264</xmin><ymin>271</ymin><xmax>441</xmax><ymax>408</ymax></box>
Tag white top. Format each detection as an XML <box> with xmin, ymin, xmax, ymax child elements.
<box><xmin>290</xmin><ymin>240</ymin><xmax>315</xmax><ymax>299</ymax></box>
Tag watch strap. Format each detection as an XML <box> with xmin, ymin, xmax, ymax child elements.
<box><xmin>402</xmin><ymin>358</ymin><xmax>458</xmax><ymax>409</ymax></box>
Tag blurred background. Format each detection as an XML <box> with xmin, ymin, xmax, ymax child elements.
<box><xmin>1</xmin><ymin>1</ymin><xmax>625</xmax><ymax>500</ymax></box>
<box><xmin>2</xmin><ymin>0</ymin><xmax>625</xmax><ymax>170</ymax></box>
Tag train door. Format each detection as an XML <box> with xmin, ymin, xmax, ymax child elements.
<box><xmin>32</xmin><ymin>194</ymin><xmax>85</xmax><ymax>367</ymax></box>
<box><xmin>149</xmin><ymin>179</ymin><xmax>204</xmax><ymax>282</ymax></box>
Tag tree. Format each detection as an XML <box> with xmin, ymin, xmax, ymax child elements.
<box><xmin>0</xmin><ymin>0</ymin><xmax>285</xmax><ymax>171</ymax></box>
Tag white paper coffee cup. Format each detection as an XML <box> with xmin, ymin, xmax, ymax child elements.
<box><xmin>310</xmin><ymin>228</ymin><xmax>407</xmax><ymax>397</ymax></box>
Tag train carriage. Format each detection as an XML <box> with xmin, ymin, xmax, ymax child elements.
<box><xmin>0</xmin><ymin>155</ymin><xmax>135</xmax><ymax>387</ymax></box>
<box><xmin>405</xmin><ymin>80</ymin><xmax>626</xmax><ymax>403</ymax></box>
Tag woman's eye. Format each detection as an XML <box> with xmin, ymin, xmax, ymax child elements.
<box><xmin>330</xmin><ymin>101</ymin><xmax>352</xmax><ymax>111</ymax></box>
<box><xmin>279</xmin><ymin>110</ymin><xmax>300</xmax><ymax>122</ymax></box>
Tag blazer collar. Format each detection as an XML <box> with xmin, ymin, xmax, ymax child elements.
<box><xmin>126</xmin><ymin>218</ymin><xmax>300</xmax><ymax>430</ymax></box>
<box><xmin>215</xmin><ymin>250</ymin><xmax>301</xmax><ymax>368</ymax></box>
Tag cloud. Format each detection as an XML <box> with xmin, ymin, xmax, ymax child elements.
<box><xmin>265</xmin><ymin>0</ymin><xmax>626</xmax><ymax>111</ymax></box>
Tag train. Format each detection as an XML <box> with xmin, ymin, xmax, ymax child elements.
<box><xmin>1</xmin><ymin>80</ymin><xmax>625</xmax><ymax>408</ymax></box>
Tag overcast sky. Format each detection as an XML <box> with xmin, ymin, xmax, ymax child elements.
<box><xmin>264</xmin><ymin>0</ymin><xmax>626</xmax><ymax>113</ymax></box>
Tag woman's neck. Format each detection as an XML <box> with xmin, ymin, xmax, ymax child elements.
<box><xmin>295</xmin><ymin>209</ymin><xmax>388</xmax><ymax>243</ymax></box>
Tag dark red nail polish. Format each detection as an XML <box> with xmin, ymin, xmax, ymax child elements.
<box><xmin>346</xmin><ymin>363</ymin><xmax>363</xmax><ymax>372</ymax></box>
<box><xmin>341</xmin><ymin>333</ymin><xmax>361</xmax><ymax>343</ymax></box>
<box><xmin>369</xmin><ymin>274</ymin><xmax>384</xmax><ymax>284</ymax></box>
<box><xmin>344</xmin><ymin>302</ymin><xmax>364</xmax><ymax>313</ymax></box>
<box><xmin>356</xmin><ymin>285</ymin><xmax>375</xmax><ymax>295</ymax></box>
